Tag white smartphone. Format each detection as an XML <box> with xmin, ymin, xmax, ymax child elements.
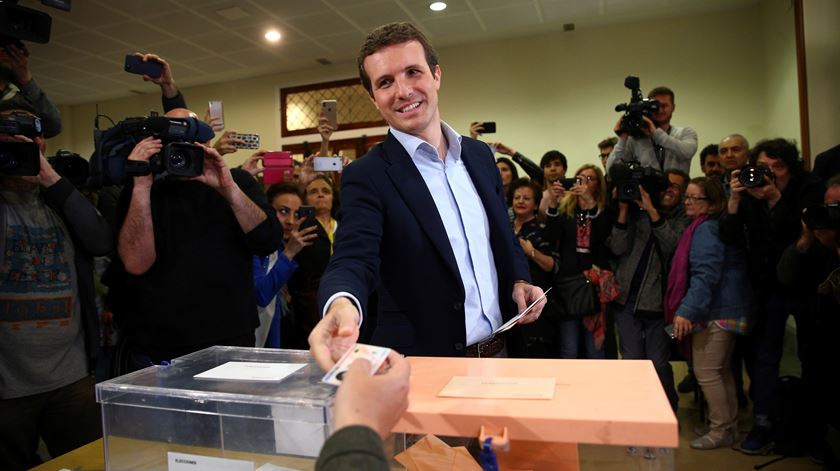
<box><xmin>321</xmin><ymin>99</ymin><xmax>337</xmax><ymax>129</ymax></box>
<box><xmin>208</xmin><ymin>100</ymin><xmax>224</xmax><ymax>132</ymax></box>
<box><xmin>314</xmin><ymin>156</ymin><xmax>342</xmax><ymax>172</ymax></box>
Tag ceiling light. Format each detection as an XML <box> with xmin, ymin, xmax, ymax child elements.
<box><xmin>264</xmin><ymin>30</ymin><xmax>281</xmax><ymax>42</ymax></box>
<box><xmin>429</xmin><ymin>2</ymin><xmax>447</xmax><ymax>12</ymax></box>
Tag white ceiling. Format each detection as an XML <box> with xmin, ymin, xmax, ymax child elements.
<box><xmin>20</xmin><ymin>0</ymin><xmax>758</xmax><ymax>105</ymax></box>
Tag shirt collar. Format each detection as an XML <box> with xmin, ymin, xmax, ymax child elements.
<box><xmin>390</xmin><ymin>120</ymin><xmax>463</xmax><ymax>163</ymax></box>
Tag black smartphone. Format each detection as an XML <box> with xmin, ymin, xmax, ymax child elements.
<box><xmin>124</xmin><ymin>54</ymin><xmax>163</xmax><ymax>78</ymax></box>
<box><xmin>560</xmin><ymin>178</ymin><xmax>577</xmax><ymax>190</ymax></box>
<box><xmin>480</xmin><ymin>121</ymin><xmax>496</xmax><ymax>133</ymax></box>
<box><xmin>297</xmin><ymin>205</ymin><xmax>317</xmax><ymax>229</ymax></box>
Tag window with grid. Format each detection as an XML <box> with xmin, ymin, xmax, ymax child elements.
<box><xmin>281</xmin><ymin>78</ymin><xmax>386</xmax><ymax>137</ymax></box>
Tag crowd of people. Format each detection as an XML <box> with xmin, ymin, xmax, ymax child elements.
<box><xmin>2</xmin><ymin>21</ymin><xmax>840</xmax><ymax>471</ymax></box>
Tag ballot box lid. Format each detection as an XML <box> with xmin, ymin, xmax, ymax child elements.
<box><xmin>394</xmin><ymin>357</ymin><xmax>678</xmax><ymax>448</ymax></box>
<box><xmin>96</xmin><ymin>346</ymin><xmax>336</xmax><ymax>412</ymax></box>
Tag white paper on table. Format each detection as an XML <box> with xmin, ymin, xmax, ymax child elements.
<box><xmin>193</xmin><ymin>362</ymin><xmax>306</xmax><ymax>382</ymax></box>
<box><xmin>168</xmin><ymin>452</ymin><xmax>254</xmax><ymax>471</ymax></box>
<box><xmin>438</xmin><ymin>376</ymin><xmax>556</xmax><ymax>400</ymax></box>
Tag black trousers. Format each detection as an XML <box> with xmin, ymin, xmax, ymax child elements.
<box><xmin>0</xmin><ymin>375</ymin><xmax>101</xmax><ymax>471</ymax></box>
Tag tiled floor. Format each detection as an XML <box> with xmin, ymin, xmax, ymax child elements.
<box><xmin>667</xmin><ymin>324</ymin><xmax>837</xmax><ymax>471</ymax></box>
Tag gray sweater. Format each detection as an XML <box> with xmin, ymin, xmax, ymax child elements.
<box><xmin>607</xmin><ymin>125</ymin><xmax>698</xmax><ymax>175</ymax></box>
<box><xmin>606</xmin><ymin>205</ymin><xmax>689</xmax><ymax>312</ymax></box>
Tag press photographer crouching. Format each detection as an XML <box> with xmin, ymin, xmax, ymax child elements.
<box><xmin>605</xmin><ymin>159</ymin><xmax>690</xmax><ymax>413</ymax></box>
<box><xmin>720</xmin><ymin>138</ymin><xmax>824</xmax><ymax>455</ymax></box>
<box><xmin>104</xmin><ymin>108</ymin><xmax>283</xmax><ymax>374</ymax></box>
<box><xmin>1</xmin><ymin>105</ymin><xmax>112</xmax><ymax>470</ymax></box>
<box><xmin>607</xmin><ymin>77</ymin><xmax>697</xmax><ymax>175</ymax></box>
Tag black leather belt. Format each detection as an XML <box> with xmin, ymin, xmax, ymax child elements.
<box><xmin>466</xmin><ymin>334</ymin><xmax>505</xmax><ymax>357</ymax></box>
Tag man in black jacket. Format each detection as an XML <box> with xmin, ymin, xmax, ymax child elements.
<box><xmin>776</xmin><ymin>176</ymin><xmax>840</xmax><ymax>464</ymax></box>
<box><xmin>721</xmin><ymin>138</ymin><xmax>824</xmax><ymax>455</ymax></box>
<box><xmin>110</xmin><ymin>107</ymin><xmax>283</xmax><ymax>369</ymax></box>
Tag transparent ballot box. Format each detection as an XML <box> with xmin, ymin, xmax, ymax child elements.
<box><xmin>96</xmin><ymin>346</ymin><xmax>343</xmax><ymax>471</ymax></box>
<box><xmin>395</xmin><ymin>357</ymin><xmax>678</xmax><ymax>470</ymax></box>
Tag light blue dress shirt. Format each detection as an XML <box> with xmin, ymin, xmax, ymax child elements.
<box><xmin>390</xmin><ymin>123</ymin><xmax>502</xmax><ymax>345</ymax></box>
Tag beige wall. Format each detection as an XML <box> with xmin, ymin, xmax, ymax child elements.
<box><xmin>45</xmin><ymin>2</ymin><xmax>801</xmax><ymax>179</ymax></box>
<box><xmin>804</xmin><ymin>0</ymin><xmax>840</xmax><ymax>158</ymax></box>
<box><xmin>760</xmin><ymin>0</ymin><xmax>801</xmax><ymax>147</ymax></box>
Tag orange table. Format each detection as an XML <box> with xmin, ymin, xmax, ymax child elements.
<box><xmin>394</xmin><ymin>357</ymin><xmax>678</xmax><ymax>470</ymax></box>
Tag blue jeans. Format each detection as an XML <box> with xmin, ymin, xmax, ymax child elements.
<box><xmin>613</xmin><ymin>302</ymin><xmax>678</xmax><ymax>412</ymax></box>
<box><xmin>558</xmin><ymin>318</ymin><xmax>604</xmax><ymax>359</ymax></box>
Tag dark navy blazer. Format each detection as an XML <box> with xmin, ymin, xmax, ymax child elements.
<box><xmin>317</xmin><ymin>131</ymin><xmax>531</xmax><ymax>357</ymax></box>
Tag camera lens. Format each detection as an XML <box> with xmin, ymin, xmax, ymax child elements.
<box><xmin>0</xmin><ymin>153</ymin><xmax>18</xmax><ymax>170</ymax></box>
<box><xmin>619</xmin><ymin>183</ymin><xmax>639</xmax><ymax>201</ymax></box>
<box><xmin>739</xmin><ymin>165</ymin><xmax>763</xmax><ymax>188</ymax></box>
<box><xmin>168</xmin><ymin>152</ymin><xmax>187</xmax><ymax>169</ymax></box>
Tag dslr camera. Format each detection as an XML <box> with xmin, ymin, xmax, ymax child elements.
<box><xmin>117</xmin><ymin>115</ymin><xmax>214</xmax><ymax>177</ymax></box>
<box><xmin>0</xmin><ymin>112</ymin><xmax>42</xmax><ymax>177</ymax></box>
<box><xmin>610</xmin><ymin>160</ymin><xmax>668</xmax><ymax>203</ymax></box>
<box><xmin>738</xmin><ymin>163</ymin><xmax>773</xmax><ymax>189</ymax></box>
<box><xmin>49</xmin><ymin>149</ymin><xmax>89</xmax><ymax>189</ymax></box>
<box><xmin>803</xmin><ymin>203</ymin><xmax>840</xmax><ymax>231</ymax></box>
<box><xmin>615</xmin><ymin>76</ymin><xmax>660</xmax><ymax>138</ymax></box>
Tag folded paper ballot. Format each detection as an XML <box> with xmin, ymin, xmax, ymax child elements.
<box><xmin>492</xmin><ymin>287</ymin><xmax>552</xmax><ymax>336</ymax></box>
<box><xmin>438</xmin><ymin>376</ymin><xmax>556</xmax><ymax>400</ymax></box>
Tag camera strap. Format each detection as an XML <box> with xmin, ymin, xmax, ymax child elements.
<box><xmin>124</xmin><ymin>160</ymin><xmax>153</xmax><ymax>176</ymax></box>
<box><xmin>650</xmin><ymin>136</ymin><xmax>665</xmax><ymax>170</ymax></box>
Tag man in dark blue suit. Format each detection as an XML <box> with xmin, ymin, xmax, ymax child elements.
<box><xmin>309</xmin><ymin>23</ymin><xmax>546</xmax><ymax>370</ymax></box>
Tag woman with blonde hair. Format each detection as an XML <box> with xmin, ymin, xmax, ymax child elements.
<box><xmin>545</xmin><ymin>164</ymin><xmax>616</xmax><ymax>359</ymax></box>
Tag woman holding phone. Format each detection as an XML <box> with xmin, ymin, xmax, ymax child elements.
<box><xmin>286</xmin><ymin>175</ymin><xmax>340</xmax><ymax>347</ymax></box>
<box><xmin>544</xmin><ymin>164</ymin><xmax>614</xmax><ymax>359</ymax></box>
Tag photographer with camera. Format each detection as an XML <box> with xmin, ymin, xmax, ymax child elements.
<box><xmin>0</xmin><ymin>42</ymin><xmax>61</xmax><ymax>138</ymax></box>
<box><xmin>607</xmin><ymin>83</ymin><xmax>697</xmax><ymax>175</ymax></box>
<box><xmin>1</xmin><ymin>105</ymin><xmax>112</xmax><ymax>470</ymax></box>
<box><xmin>108</xmin><ymin>107</ymin><xmax>283</xmax><ymax>372</ymax></box>
<box><xmin>773</xmin><ymin>176</ymin><xmax>840</xmax><ymax>464</ymax></box>
<box><xmin>720</xmin><ymin>138</ymin><xmax>824</xmax><ymax>455</ymax></box>
<box><xmin>605</xmin><ymin>164</ymin><xmax>690</xmax><ymax>413</ymax></box>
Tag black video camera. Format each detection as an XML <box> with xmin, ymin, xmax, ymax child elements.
<box><xmin>48</xmin><ymin>148</ymin><xmax>88</xmax><ymax>188</ymax></box>
<box><xmin>0</xmin><ymin>112</ymin><xmax>43</xmax><ymax>176</ymax></box>
<box><xmin>738</xmin><ymin>163</ymin><xmax>773</xmax><ymax>189</ymax></box>
<box><xmin>110</xmin><ymin>115</ymin><xmax>214</xmax><ymax>180</ymax></box>
<box><xmin>0</xmin><ymin>1</ymin><xmax>54</xmax><ymax>46</ymax></box>
<box><xmin>615</xmin><ymin>76</ymin><xmax>660</xmax><ymax>138</ymax></box>
<box><xmin>610</xmin><ymin>160</ymin><xmax>668</xmax><ymax>203</ymax></box>
<box><xmin>803</xmin><ymin>203</ymin><xmax>840</xmax><ymax>231</ymax></box>
<box><xmin>0</xmin><ymin>111</ymin><xmax>42</xmax><ymax>137</ymax></box>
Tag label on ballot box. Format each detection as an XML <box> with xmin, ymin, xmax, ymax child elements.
<box><xmin>168</xmin><ymin>452</ymin><xmax>253</xmax><ymax>471</ymax></box>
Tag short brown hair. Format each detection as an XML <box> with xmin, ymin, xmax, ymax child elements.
<box><xmin>357</xmin><ymin>22</ymin><xmax>439</xmax><ymax>95</ymax></box>
<box><xmin>598</xmin><ymin>137</ymin><xmax>618</xmax><ymax>150</ymax></box>
<box><xmin>689</xmin><ymin>176</ymin><xmax>726</xmax><ymax>217</ymax></box>
<box><xmin>507</xmin><ymin>178</ymin><xmax>542</xmax><ymax>208</ymax></box>
<box><xmin>648</xmin><ymin>86</ymin><xmax>675</xmax><ymax>104</ymax></box>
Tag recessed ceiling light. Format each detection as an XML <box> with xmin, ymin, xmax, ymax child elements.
<box><xmin>265</xmin><ymin>30</ymin><xmax>281</xmax><ymax>42</ymax></box>
<box><xmin>429</xmin><ymin>2</ymin><xmax>447</xmax><ymax>12</ymax></box>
